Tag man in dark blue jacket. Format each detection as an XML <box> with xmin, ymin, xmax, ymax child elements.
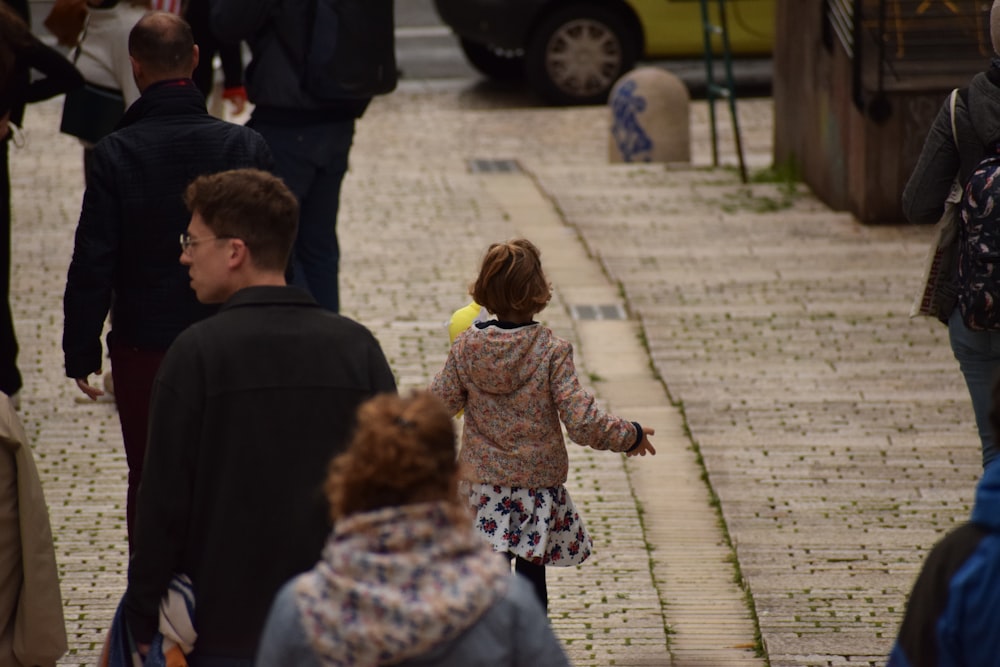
<box><xmin>61</xmin><ymin>11</ymin><xmax>273</xmax><ymax>551</ymax></box>
<box><xmin>887</xmin><ymin>437</ymin><xmax>1000</xmax><ymax>665</ymax></box>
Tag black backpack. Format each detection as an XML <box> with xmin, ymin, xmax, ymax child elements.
<box><xmin>278</xmin><ymin>0</ymin><xmax>397</xmax><ymax>101</ymax></box>
<box><xmin>958</xmin><ymin>143</ymin><xmax>1000</xmax><ymax>330</ymax></box>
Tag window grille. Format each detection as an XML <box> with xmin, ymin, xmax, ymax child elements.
<box><xmin>826</xmin><ymin>0</ymin><xmax>991</xmax><ymax>118</ymax></box>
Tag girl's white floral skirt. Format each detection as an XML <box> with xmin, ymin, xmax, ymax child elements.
<box><xmin>463</xmin><ymin>483</ymin><xmax>592</xmax><ymax>566</ymax></box>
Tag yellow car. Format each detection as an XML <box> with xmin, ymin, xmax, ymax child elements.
<box><xmin>434</xmin><ymin>0</ymin><xmax>775</xmax><ymax>105</ymax></box>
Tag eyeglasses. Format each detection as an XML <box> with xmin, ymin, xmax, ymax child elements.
<box><xmin>179</xmin><ymin>232</ymin><xmax>234</xmax><ymax>254</ymax></box>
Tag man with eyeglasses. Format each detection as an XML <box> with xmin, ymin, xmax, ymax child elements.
<box><xmin>122</xmin><ymin>168</ymin><xmax>396</xmax><ymax>665</ymax></box>
<box><xmin>61</xmin><ymin>11</ymin><xmax>272</xmax><ymax>551</ymax></box>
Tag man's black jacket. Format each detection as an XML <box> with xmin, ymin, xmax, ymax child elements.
<box><xmin>63</xmin><ymin>79</ymin><xmax>273</xmax><ymax>378</ymax></box>
<box><xmin>123</xmin><ymin>286</ymin><xmax>398</xmax><ymax>657</ymax></box>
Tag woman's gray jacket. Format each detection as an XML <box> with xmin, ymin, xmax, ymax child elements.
<box><xmin>255</xmin><ymin>575</ymin><xmax>570</xmax><ymax>667</ymax></box>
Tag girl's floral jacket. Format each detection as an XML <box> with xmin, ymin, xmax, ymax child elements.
<box><xmin>431</xmin><ymin>322</ymin><xmax>639</xmax><ymax>488</ymax></box>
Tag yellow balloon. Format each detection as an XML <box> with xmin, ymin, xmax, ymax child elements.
<box><xmin>449</xmin><ymin>301</ymin><xmax>483</xmax><ymax>344</ymax></box>
<box><xmin>447</xmin><ymin>301</ymin><xmax>483</xmax><ymax>420</ymax></box>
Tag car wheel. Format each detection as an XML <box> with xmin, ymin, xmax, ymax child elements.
<box><xmin>459</xmin><ymin>38</ymin><xmax>525</xmax><ymax>81</ymax></box>
<box><xmin>525</xmin><ymin>5</ymin><xmax>638</xmax><ymax>105</ymax></box>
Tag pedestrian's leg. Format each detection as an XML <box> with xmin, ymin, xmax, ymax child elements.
<box><xmin>292</xmin><ymin>119</ymin><xmax>354</xmax><ymax>313</ymax></box>
<box><xmin>249</xmin><ymin>122</ymin><xmax>323</xmax><ymax>301</ymax></box>
<box><xmin>250</xmin><ymin>119</ymin><xmax>354</xmax><ymax>311</ymax></box>
<box><xmin>294</xmin><ymin>159</ymin><xmax>348</xmax><ymax>312</ymax></box>
<box><xmin>108</xmin><ymin>343</ymin><xmax>165</xmax><ymax>551</ymax></box>
<box><xmin>949</xmin><ymin>308</ymin><xmax>1000</xmax><ymax>468</ymax></box>
<box><xmin>0</xmin><ymin>142</ymin><xmax>20</xmax><ymax>397</ymax></box>
<box><xmin>514</xmin><ymin>556</ymin><xmax>548</xmax><ymax>611</ymax></box>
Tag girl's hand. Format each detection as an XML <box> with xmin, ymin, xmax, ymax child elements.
<box><xmin>627</xmin><ymin>427</ymin><xmax>656</xmax><ymax>457</ymax></box>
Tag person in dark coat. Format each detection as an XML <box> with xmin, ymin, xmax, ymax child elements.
<box><xmin>123</xmin><ymin>168</ymin><xmax>396</xmax><ymax>665</ymax></box>
<box><xmin>61</xmin><ymin>10</ymin><xmax>273</xmax><ymax>551</ymax></box>
<box><xmin>0</xmin><ymin>2</ymin><xmax>82</xmax><ymax>404</ymax></box>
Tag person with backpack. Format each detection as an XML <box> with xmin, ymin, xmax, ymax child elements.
<box><xmin>209</xmin><ymin>0</ymin><xmax>397</xmax><ymax>314</ymax></box>
<box><xmin>903</xmin><ymin>0</ymin><xmax>1000</xmax><ymax>470</ymax></box>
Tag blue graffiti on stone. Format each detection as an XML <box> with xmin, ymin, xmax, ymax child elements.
<box><xmin>611</xmin><ymin>80</ymin><xmax>653</xmax><ymax>162</ymax></box>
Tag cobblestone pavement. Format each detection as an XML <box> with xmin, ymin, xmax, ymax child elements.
<box><xmin>9</xmin><ymin>82</ymin><xmax>972</xmax><ymax>667</ymax></box>
<box><xmin>527</xmin><ymin>117</ymin><xmax>974</xmax><ymax>664</ymax></box>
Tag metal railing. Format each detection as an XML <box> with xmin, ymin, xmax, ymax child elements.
<box><xmin>701</xmin><ymin>0</ymin><xmax>748</xmax><ymax>182</ymax></box>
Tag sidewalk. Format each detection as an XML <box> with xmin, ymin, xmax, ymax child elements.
<box><xmin>9</xmin><ymin>83</ymin><xmax>972</xmax><ymax>667</ymax></box>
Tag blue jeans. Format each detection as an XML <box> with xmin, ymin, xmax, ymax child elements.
<box><xmin>249</xmin><ymin>117</ymin><xmax>355</xmax><ymax>313</ymax></box>
<box><xmin>949</xmin><ymin>308</ymin><xmax>1000</xmax><ymax>468</ymax></box>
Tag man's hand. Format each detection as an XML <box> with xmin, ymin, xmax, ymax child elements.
<box><xmin>74</xmin><ymin>373</ymin><xmax>105</xmax><ymax>400</ymax></box>
<box><xmin>627</xmin><ymin>427</ymin><xmax>656</xmax><ymax>457</ymax></box>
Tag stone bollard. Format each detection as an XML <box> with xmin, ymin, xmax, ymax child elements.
<box><xmin>609</xmin><ymin>67</ymin><xmax>691</xmax><ymax>164</ymax></box>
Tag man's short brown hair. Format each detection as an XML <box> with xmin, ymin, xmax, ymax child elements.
<box><xmin>184</xmin><ymin>169</ymin><xmax>298</xmax><ymax>272</ymax></box>
<box><xmin>470</xmin><ymin>238</ymin><xmax>552</xmax><ymax>318</ymax></box>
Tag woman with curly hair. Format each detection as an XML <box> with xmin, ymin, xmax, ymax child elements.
<box><xmin>0</xmin><ymin>3</ymin><xmax>82</xmax><ymax>404</ymax></box>
<box><xmin>255</xmin><ymin>391</ymin><xmax>569</xmax><ymax>666</ymax></box>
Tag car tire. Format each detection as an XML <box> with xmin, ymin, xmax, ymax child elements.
<box><xmin>525</xmin><ymin>4</ymin><xmax>638</xmax><ymax>105</ymax></box>
<box><xmin>459</xmin><ymin>38</ymin><xmax>525</xmax><ymax>81</ymax></box>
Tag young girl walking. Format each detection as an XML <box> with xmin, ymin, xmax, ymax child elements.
<box><xmin>431</xmin><ymin>238</ymin><xmax>656</xmax><ymax>610</ymax></box>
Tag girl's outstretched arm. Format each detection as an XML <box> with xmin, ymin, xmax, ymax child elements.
<box><xmin>550</xmin><ymin>340</ymin><xmax>641</xmax><ymax>452</ymax></box>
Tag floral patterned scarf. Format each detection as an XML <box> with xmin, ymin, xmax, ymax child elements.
<box><xmin>294</xmin><ymin>501</ymin><xmax>511</xmax><ymax>666</ymax></box>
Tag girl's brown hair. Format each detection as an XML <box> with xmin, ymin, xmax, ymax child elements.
<box><xmin>326</xmin><ymin>391</ymin><xmax>459</xmax><ymax>520</ymax></box>
<box><xmin>469</xmin><ymin>238</ymin><xmax>552</xmax><ymax>318</ymax></box>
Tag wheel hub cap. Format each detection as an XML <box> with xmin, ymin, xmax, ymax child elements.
<box><xmin>545</xmin><ymin>19</ymin><xmax>623</xmax><ymax>97</ymax></box>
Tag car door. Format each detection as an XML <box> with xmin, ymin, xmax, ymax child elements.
<box><xmin>631</xmin><ymin>0</ymin><xmax>775</xmax><ymax>57</ymax></box>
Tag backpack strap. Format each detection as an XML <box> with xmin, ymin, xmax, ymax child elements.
<box><xmin>946</xmin><ymin>88</ymin><xmax>967</xmax><ymax>205</ymax></box>
<box><xmin>949</xmin><ymin>88</ymin><xmax>960</xmax><ymax>150</ymax></box>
